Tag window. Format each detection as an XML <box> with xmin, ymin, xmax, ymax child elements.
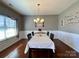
<box><xmin>0</xmin><ymin>15</ymin><xmax>5</xmax><ymax>41</ymax></box>
<box><xmin>6</xmin><ymin>17</ymin><xmax>17</xmax><ymax>38</ymax></box>
<box><xmin>0</xmin><ymin>15</ymin><xmax>17</xmax><ymax>41</ymax></box>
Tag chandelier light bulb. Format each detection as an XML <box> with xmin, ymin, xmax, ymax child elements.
<box><xmin>34</xmin><ymin>19</ymin><xmax>36</xmax><ymax>22</ymax></box>
<box><xmin>35</xmin><ymin>20</ymin><xmax>38</xmax><ymax>23</ymax></box>
<box><xmin>37</xmin><ymin>18</ymin><xmax>40</xmax><ymax>22</ymax></box>
<box><xmin>40</xmin><ymin>19</ymin><xmax>44</xmax><ymax>23</ymax></box>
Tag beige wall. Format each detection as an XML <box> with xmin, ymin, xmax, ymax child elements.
<box><xmin>58</xmin><ymin>1</ymin><xmax>79</xmax><ymax>34</ymax></box>
<box><xmin>0</xmin><ymin>2</ymin><xmax>24</xmax><ymax>52</ymax></box>
<box><xmin>24</xmin><ymin>15</ymin><xmax>58</xmax><ymax>31</ymax></box>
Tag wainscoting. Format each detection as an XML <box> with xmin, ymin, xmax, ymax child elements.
<box><xmin>19</xmin><ymin>31</ymin><xmax>79</xmax><ymax>53</ymax></box>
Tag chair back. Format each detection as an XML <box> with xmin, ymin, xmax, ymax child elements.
<box><xmin>27</xmin><ymin>33</ymin><xmax>32</xmax><ymax>40</ymax></box>
<box><xmin>47</xmin><ymin>32</ymin><xmax>49</xmax><ymax>36</ymax></box>
<box><xmin>32</xmin><ymin>32</ymin><xmax>34</xmax><ymax>36</ymax></box>
<box><xmin>50</xmin><ymin>33</ymin><xmax>54</xmax><ymax>41</ymax></box>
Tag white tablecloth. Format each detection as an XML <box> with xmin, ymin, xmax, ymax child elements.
<box><xmin>24</xmin><ymin>34</ymin><xmax>55</xmax><ymax>53</ymax></box>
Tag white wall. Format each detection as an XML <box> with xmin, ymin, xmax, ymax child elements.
<box><xmin>19</xmin><ymin>30</ymin><xmax>48</xmax><ymax>39</ymax></box>
<box><xmin>52</xmin><ymin>31</ymin><xmax>79</xmax><ymax>53</ymax></box>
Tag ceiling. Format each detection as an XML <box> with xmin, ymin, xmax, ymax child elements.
<box><xmin>1</xmin><ymin>0</ymin><xmax>78</xmax><ymax>15</ymax></box>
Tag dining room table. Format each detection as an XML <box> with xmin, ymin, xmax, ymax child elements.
<box><xmin>24</xmin><ymin>32</ymin><xmax>55</xmax><ymax>54</ymax></box>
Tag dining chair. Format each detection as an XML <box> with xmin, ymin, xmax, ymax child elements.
<box><xmin>50</xmin><ymin>33</ymin><xmax>54</xmax><ymax>41</ymax></box>
<box><xmin>27</xmin><ymin>33</ymin><xmax>32</xmax><ymax>40</ymax></box>
<box><xmin>32</xmin><ymin>32</ymin><xmax>34</xmax><ymax>36</ymax></box>
<box><xmin>47</xmin><ymin>32</ymin><xmax>49</xmax><ymax>36</ymax></box>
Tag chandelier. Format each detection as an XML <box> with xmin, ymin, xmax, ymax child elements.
<box><xmin>33</xmin><ymin>4</ymin><xmax>44</xmax><ymax>27</ymax></box>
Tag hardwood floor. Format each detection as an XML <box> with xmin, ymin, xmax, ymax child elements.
<box><xmin>0</xmin><ymin>39</ymin><xmax>79</xmax><ymax>58</ymax></box>
<box><xmin>53</xmin><ymin>39</ymin><xmax>79</xmax><ymax>58</ymax></box>
<box><xmin>0</xmin><ymin>39</ymin><xmax>28</xmax><ymax>58</ymax></box>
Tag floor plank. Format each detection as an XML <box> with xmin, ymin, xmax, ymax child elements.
<box><xmin>53</xmin><ymin>39</ymin><xmax>79</xmax><ymax>58</ymax></box>
<box><xmin>0</xmin><ymin>39</ymin><xmax>79</xmax><ymax>58</ymax></box>
<box><xmin>0</xmin><ymin>39</ymin><xmax>28</xmax><ymax>58</ymax></box>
